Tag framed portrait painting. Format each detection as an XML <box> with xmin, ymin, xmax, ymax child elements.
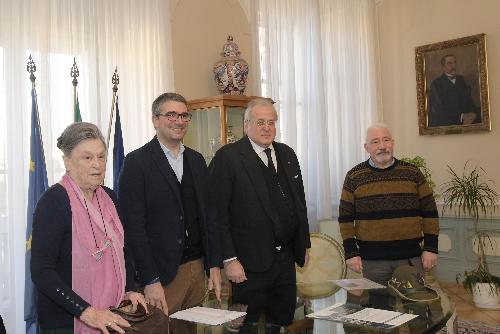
<box><xmin>415</xmin><ymin>33</ymin><xmax>490</xmax><ymax>135</ymax></box>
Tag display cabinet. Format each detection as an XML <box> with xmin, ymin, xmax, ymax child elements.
<box><xmin>184</xmin><ymin>94</ymin><xmax>273</xmax><ymax>162</ymax></box>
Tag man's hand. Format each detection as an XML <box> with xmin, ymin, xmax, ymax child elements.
<box><xmin>346</xmin><ymin>256</ymin><xmax>363</xmax><ymax>273</ymax></box>
<box><xmin>208</xmin><ymin>267</ymin><xmax>222</xmax><ymax>301</ymax></box>
<box><xmin>462</xmin><ymin>112</ymin><xmax>477</xmax><ymax>125</ymax></box>
<box><xmin>224</xmin><ymin>259</ymin><xmax>247</xmax><ymax>283</ymax></box>
<box><xmin>123</xmin><ymin>291</ymin><xmax>148</xmax><ymax>313</ymax></box>
<box><xmin>421</xmin><ymin>251</ymin><xmax>438</xmax><ymax>272</ymax></box>
<box><xmin>80</xmin><ymin>306</ymin><xmax>130</xmax><ymax>334</ymax></box>
<box><xmin>144</xmin><ymin>282</ymin><xmax>168</xmax><ymax>315</ymax></box>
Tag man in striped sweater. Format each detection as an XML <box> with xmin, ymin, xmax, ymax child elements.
<box><xmin>339</xmin><ymin>124</ymin><xmax>439</xmax><ymax>285</ymax></box>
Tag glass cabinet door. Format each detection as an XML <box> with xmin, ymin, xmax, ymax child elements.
<box><xmin>226</xmin><ymin>107</ymin><xmax>245</xmax><ymax>144</ymax></box>
<box><xmin>183</xmin><ymin>107</ymin><xmax>221</xmax><ymax>162</ymax></box>
<box><xmin>186</xmin><ymin>95</ymin><xmax>274</xmax><ymax>163</ymax></box>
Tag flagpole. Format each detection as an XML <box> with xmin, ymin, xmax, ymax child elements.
<box><xmin>27</xmin><ymin>55</ymin><xmax>46</xmax><ymax>163</ymax></box>
<box><xmin>106</xmin><ymin>67</ymin><xmax>119</xmax><ymax>151</ymax></box>
<box><xmin>71</xmin><ymin>57</ymin><xmax>80</xmax><ymax>122</ymax></box>
<box><xmin>25</xmin><ymin>54</ymin><xmax>49</xmax><ymax>334</ymax></box>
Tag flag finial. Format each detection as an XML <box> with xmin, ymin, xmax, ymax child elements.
<box><xmin>27</xmin><ymin>54</ymin><xmax>37</xmax><ymax>84</ymax></box>
<box><xmin>112</xmin><ymin>67</ymin><xmax>120</xmax><ymax>93</ymax></box>
<box><xmin>71</xmin><ymin>57</ymin><xmax>80</xmax><ymax>87</ymax></box>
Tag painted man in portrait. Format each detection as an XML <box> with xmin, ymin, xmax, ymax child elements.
<box><xmin>427</xmin><ymin>54</ymin><xmax>480</xmax><ymax>127</ymax></box>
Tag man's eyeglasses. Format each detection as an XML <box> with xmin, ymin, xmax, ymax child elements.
<box><xmin>246</xmin><ymin>119</ymin><xmax>276</xmax><ymax>127</ymax></box>
<box><xmin>157</xmin><ymin>111</ymin><xmax>193</xmax><ymax>122</ymax></box>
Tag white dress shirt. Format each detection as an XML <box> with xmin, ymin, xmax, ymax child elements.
<box><xmin>159</xmin><ymin>141</ymin><xmax>185</xmax><ymax>182</ymax></box>
<box><xmin>248</xmin><ymin>138</ymin><xmax>277</xmax><ymax>172</ymax></box>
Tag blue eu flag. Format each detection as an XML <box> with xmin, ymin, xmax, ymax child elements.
<box><xmin>25</xmin><ymin>88</ymin><xmax>48</xmax><ymax>334</ymax></box>
<box><xmin>113</xmin><ymin>96</ymin><xmax>124</xmax><ymax>192</ymax></box>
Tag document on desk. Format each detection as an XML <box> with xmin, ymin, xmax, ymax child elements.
<box><xmin>170</xmin><ymin>306</ymin><xmax>246</xmax><ymax>326</ymax></box>
<box><xmin>331</xmin><ymin>278</ymin><xmax>385</xmax><ymax>290</ymax></box>
<box><xmin>307</xmin><ymin>303</ymin><xmax>418</xmax><ymax>329</ymax></box>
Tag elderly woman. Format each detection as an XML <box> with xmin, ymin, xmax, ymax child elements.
<box><xmin>31</xmin><ymin>122</ymin><xmax>146</xmax><ymax>334</ymax></box>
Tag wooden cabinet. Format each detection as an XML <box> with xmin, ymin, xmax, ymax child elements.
<box><xmin>184</xmin><ymin>95</ymin><xmax>272</xmax><ymax>162</ymax></box>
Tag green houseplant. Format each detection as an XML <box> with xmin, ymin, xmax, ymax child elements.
<box><xmin>400</xmin><ymin>156</ymin><xmax>437</xmax><ymax>196</ymax></box>
<box><xmin>441</xmin><ymin>162</ymin><xmax>500</xmax><ymax>308</ymax></box>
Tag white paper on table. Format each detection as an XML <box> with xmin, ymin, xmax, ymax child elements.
<box><xmin>344</xmin><ymin>308</ymin><xmax>401</xmax><ymax>323</ymax></box>
<box><xmin>307</xmin><ymin>303</ymin><xmax>419</xmax><ymax>328</ymax></box>
<box><xmin>307</xmin><ymin>302</ymin><xmax>345</xmax><ymax>318</ymax></box>
<box><xmin>169</xmin><ymin>306</ymin><xmax>246</xmax><ymax>326</ymax></box>
<box><xmin>342</xmin><ymin>307</ymin><xmax>418</xmax><ymax>327</ymax></box>
<box><xmin>384</xmin><ymin>313</ymin><xmax>419</xmax><ymax>327</ymax></box>
<box><xmin>331</xmin><ymin>278</ymin><xmax>385</xmax><ymax>290</ymax></box>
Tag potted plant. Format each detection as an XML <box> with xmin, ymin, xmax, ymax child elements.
<box><xmin>400</xmin><ymin>156</ymin><xmax>437</xmax><ymax>196</ymax></box>
<box><xmin>441</xmin><ymin>162</ymin><xmax>500</xmax><ymax>309</ymax></box>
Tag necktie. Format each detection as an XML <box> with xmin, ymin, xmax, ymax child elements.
<box><xmin>264</xmin><ymin>148</ymin><xmax>276</xmax><ymax>173</ymax></box>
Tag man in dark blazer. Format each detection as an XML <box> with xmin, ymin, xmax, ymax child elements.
<box><xmin>428</xmin><ymin>54</ymin><xmax>480</xmax><ymax>127</ymax></box>
<box><xmin>119</xmin><ymin>93</ymin><xmax>221</xmax><ymax>332</ymax></box>
<box><xmin>209</xmin><ymin>98</ymin><xmax>310</xmax><ymax>331</ymax></box>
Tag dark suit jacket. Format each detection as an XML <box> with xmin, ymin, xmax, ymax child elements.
<box><xmin>209</xmin><ymin>136</ymin><xmax>310</xmax><ymax>273</ymax></box>
<box><xmin>119</xmin><ymin>137</ymin><xmax>221</xmax><ymax>286</ymax></box>
<box><xmin>428</xmin><ymin>73</ymin><xmax>479</xmax><ymax>127</ymax></box>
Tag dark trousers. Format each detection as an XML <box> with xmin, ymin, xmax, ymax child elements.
<box><xmin>232</xmin><ymin>247</ymin><xmax>296</xmax><ymax>334</ymax></box>
<box><xmin>363</xmin><ymin>257</ymin><xmax>424</xmax><ymax>310</ymax></box>
<box><xmin>39</xmin><ymin>328</ymin><xmax>73</xmax><ymax>334</ymax></box>
<box><xmin>362</xmin><ymin>257</ymin><xmax>424</xmax><ymax>286</ymax></box>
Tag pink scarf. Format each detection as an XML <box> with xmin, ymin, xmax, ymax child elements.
<box><xmin>61</xmin><ymin>174</ymin><xmax>125</xmax><ymax>334</ymax></box>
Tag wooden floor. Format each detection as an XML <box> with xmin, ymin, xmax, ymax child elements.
<box><xmin>438</xmin><ymin>282</ymin><xmax>500</xmax><ymax>325</ymax></box>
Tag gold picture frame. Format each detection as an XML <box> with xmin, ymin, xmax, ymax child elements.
<box><xmin>415</xmin><ymin>33</ymin><xmax>490</xmax><ymax>135</ymax></box>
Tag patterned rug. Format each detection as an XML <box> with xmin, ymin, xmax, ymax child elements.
<box><xmin>437</xmin><ymin>319</ymin><xmax>500</xmax><ymax>333</ymax></box>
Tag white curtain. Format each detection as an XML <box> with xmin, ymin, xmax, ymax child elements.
<box><xmin>249</xmin><ymin>0</ymin><xmax>378</xmax><ymax>229</ymax></box>
<box><xmin>0</xmin><ymin>1</ymin><xmax>174</xmax><ymax>332</ymax></box>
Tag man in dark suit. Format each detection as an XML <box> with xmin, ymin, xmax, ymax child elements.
<box><xmin>209</xmin><ymin>98</ymin><xmax>310</xmax><ymax>332</ymax></box>
<box><xmin>119</xmin><ymin>93</ymin><xmax>221</xmax><ymax>333</ymax></box>
<box><xmin>428</xmin><ymin>54</ymin><xmax>480</xmax><ymax>127</ymax></box>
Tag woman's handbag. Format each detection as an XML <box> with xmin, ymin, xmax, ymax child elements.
<box><xmin>109</xmin><ymin>300</ymin><xmax>169</xmax><ymax>334</ymax></box>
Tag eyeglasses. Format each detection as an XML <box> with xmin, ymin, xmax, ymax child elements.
<box><xmin>157</xmin><ymin>111</ymin><xmax>192</xmax><ymax>122</ymax></box>
<box><xmin>246</xmin><ymin>119</ymin><xmax>277</xmax><ymax>127</ymax></box>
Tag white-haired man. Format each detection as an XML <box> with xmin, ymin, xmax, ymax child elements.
<box><xmin>209</xmin><ymin>98</ymin><xmax>310</xmax><ymax>332</ymax></box>
<box><xmin>339</xmin><ymin>124</ymin><xmax>439</xmax><ymax>285</ymax></box>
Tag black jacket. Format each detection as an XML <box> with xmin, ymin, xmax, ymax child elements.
<box><xmin>30</xmin><ymin>184</ymin><xmax>135</xmax><ymax>329</ymax></box>
<box><xmin>428</xmin><ymin>73</ymin><xmax>479</xmax><ymax>126</ymax></box>
<box><xmin>209</xmin><ymin>136</ymin><xmax>310</xmax><ymax>272</ymax></box>
<box><xmin>118</xmin><ymin>137</ymin><xmax>221</xmax><ymax>286</ymax></box>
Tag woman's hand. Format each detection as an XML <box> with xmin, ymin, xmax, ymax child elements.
<box><xmin>124</xmin><ymin>291</ymin><xmax>149</xmax><ymax>313</ymax></box>
<box><xmin>80</xmin><ymin>306</ymin><xmax>130</xmax><ymax>334</ymax></box>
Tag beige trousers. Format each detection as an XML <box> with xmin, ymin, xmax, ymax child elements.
<box><xmin>163</xmin><ymin>258</ymin><xmax>205</xmax><ymax>334</ymax></box>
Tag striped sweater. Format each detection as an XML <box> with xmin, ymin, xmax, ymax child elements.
<box><xmin>339</xmin><ymin>159</ymin><xmax>439</xmax><ymax>260</ymax></box>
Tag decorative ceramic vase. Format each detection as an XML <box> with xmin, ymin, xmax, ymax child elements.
<box><xmin>213</xmin><ymin>35</ymin><xmax>249</xmax><ymax>95</ymax></box>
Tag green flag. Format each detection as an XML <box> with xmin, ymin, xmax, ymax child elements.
<box><xmin>74</xmin><ymin>95</ymin><xmax>82</xmax><ymax>122</ymax></box>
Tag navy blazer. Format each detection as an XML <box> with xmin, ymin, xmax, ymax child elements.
<box><xmin>209</xmin><ymin>136</ymin><xmax>310</xmax><ymax>272</ymax></box>
<box><xmin>119</xmin><ymin>137</ymin><xmax>221</xmax><ymax>285</ymax></box>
